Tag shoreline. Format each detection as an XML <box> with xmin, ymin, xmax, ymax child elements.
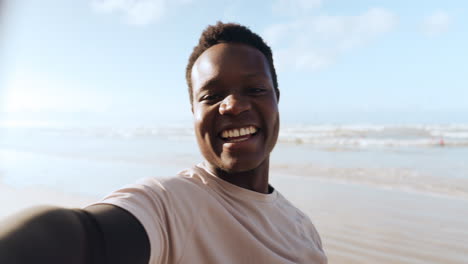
<box><xmin>271</xmin><ymin>163</ymin><xmax>468</xmax><ymax>201</ymax></box>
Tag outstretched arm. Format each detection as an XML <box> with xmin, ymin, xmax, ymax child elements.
<box><xmin>0</xmin><ymin>204</ymin><xmax>150</xmax><ymax>264</ymax></box>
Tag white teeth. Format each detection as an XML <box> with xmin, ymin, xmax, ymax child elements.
<box><xmin>221</xmin><ymin>126</ymin><xmax>258</xmax><ymax>139</ymax></box>
<box><xmin>240</xmin><ymin>128</ymin><xmax>247</xmax><ymax>136</ymax></box>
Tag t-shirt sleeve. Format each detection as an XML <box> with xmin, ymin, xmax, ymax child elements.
<box><xmin>90</xmin><ymin>178</ymin><xmax>169</xmax><ymax>264</ymax></box>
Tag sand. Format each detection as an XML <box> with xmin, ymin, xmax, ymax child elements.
<box><xmin>271</xmin><ymin>173</ymin><xmax>468</xmax><ymax>264</ymax></box>
<box><xmin>0</xmin><ymin>182</ymin><xmax>98</xmax><ymax>219</ymax></box>
<box><xmin>2</xmin><ymin>175</ymin><xmax>468</xmax><ymax>264</ymax></box>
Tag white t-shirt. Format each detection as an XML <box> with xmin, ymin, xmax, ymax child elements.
<box><xmin>96</xmin><ymin>163</ymin><xmax>327</xmax><ymax>264</ymax></box>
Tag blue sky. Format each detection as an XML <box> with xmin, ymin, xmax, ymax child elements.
<box><xmin>1</xmin><ymin>0</ymin><xmax>467</xmax><ymax>127</ymax></box>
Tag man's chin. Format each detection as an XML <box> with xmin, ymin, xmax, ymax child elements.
<box><xmin>218</xmin><ymin>158</ymin><xmax>262</xmax><ymax>174</ymax></box>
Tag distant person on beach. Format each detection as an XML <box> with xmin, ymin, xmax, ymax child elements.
<box><xmin>0</xmin><ymin>22</ymin><xmax>327</xmax><ymax>264</ymax></box>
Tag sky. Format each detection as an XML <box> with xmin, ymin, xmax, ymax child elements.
<box><xmin>1</xmin><ymin>0</ymin><xmax>467</xmax><ymax>127</ymax></box>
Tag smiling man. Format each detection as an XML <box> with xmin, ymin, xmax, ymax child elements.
<box><xmin>190</xmin><ymin>41</ymin><xmax>280</xmax><ymax>193</ymax></box>
<box><xmin>0</xmin><ymin>22</ymin><xmax>327</xmax><ymax>264</ymax></box>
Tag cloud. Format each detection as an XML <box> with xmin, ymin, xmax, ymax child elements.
<box><xmin>422</xmin><ymin>11</ymin><xmax>450</xmax><ymax>37</ymax></box>
<box><xmin>90</xmin><ymin>0</ymin><xmax>189</xmax><ymax>25</ymax></box>
<box><xmin>272</xmin><ymin>0</ymin><xmax>322</xmax><ymax>16</ymax></box>
<box><xmin>264</xmin><ymin>8</ymin><xmax>398</xmax><ymax>71</ymax></box>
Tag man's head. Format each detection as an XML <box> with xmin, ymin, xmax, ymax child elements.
<box><xmin>186</xmin><ymin>22</ymin><xmax>279</xmax><ymax>106</ymax></box>
<box><xmin>187</xmin><ymin>22</ymin><xmax>280</xmax><ymax>173</ymax></box>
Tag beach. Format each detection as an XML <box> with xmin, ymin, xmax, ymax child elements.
<box><xmin>0</xmin><ymin>181</ymin><xmax>97</xmax><ymax>219</ymax></box>
<box><xmin>1</xmin><ymin>124</ymin><xmax>468</xmax><ymax>263</ymax></box>
<box><xmin>272</xmin><ymin>174</ymin><xmax>468</xmax><ymax>264</ymax></box>
<box><xmin>1</xmin><ymin>172</ymin><xmax>467</xmax><ymax>264</ymax></box>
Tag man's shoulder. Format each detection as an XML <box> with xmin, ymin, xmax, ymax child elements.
<box><xmin>93</xmin><ymin>166</ymin><xmax>209</xmax><ymax>207</ymax></box>
<box><xmin>136</xmin><ymin>166</ymin><xmax>208</xmax><ymax>193</ymax></box>
<box><xmin>93</xmin><ymin>166</ymin><xmax>211</xmax><ymax>221</ymax></box>
<box><xmin>123</xmin><ymin>166</ymin><xmax>213</xmax><ymax>205</ymax></box>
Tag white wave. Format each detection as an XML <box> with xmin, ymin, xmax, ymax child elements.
<box><xmin>3</xmin><ymin>123</ymin><xmax>468</xmax><ymax>148</ymax></box>
<box><xmin>278</xmin><ymin>124</ymin><xmax>468</xmax><ymax>147</ymax></box>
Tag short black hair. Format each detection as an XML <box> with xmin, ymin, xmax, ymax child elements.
<box><xmin>186</xmin><ymin>22</ymin><xmax>279</xmax><ymax>105</ymax></box>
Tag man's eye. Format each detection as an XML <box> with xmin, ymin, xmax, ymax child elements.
<box><xmin>249</xmin><ymin>88</ymin><xmax>266</xmax><ymax>94</ymax></box>
<box><xmin>201</xmin><ymin>94</ymin><xmax>221</xmax><ymax>102</ymax></box>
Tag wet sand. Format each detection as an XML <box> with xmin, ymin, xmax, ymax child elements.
<box><xmin>1</xmin><ymin>173</ymin><xmax>467</xmax><ymax>264</ymax></box>
<box><xmin>272</xmin><ymin>173</ymin><xmax>468</xmax><ymax>264</ymax></box>
<box><xmin>0</xmin><ymin>182</ymin><xmax>97</xmax><ymax>219</ymax></box>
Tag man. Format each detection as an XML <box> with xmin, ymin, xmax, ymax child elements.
<box><xmin>0</xmin><ymin>22</ymin><xmax>327</xmax><ymax>264</ymax></box>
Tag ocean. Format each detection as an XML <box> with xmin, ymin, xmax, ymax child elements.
<box><xmin>1</xmin><ymin>124</ymin><xmax>467</xmax><ymax>199</ymax></box>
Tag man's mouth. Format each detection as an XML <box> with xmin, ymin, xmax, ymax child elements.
<box><xmin>220</xmin><ymin>125</ymin><xmax>258</xmax><ymax>143</ymax></box>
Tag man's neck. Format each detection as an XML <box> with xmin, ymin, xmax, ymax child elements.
<box><xmin>205</xmin><ymin>159</ymin><xmax>271</xmax><ymax>194</ymax></box>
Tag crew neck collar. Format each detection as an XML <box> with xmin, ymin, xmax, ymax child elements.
<box><xmin>194</xmin><ymin>162</ymin><xmax>278</xmax><ymax>203</ymax></box>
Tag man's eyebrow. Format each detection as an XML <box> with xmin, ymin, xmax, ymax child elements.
<box><xmin>198</xmin><ymin>78</ymin><xmax>222</xmax><ymax>93</ymax></box>
<box><xmin>243</xmin><ymin>72</ymin><xmax>272</xmax><ymax>82</ymax></box>
<box><xmin>244</xmin><ymin>72</ymin><xmax>270</xmax><ymax>79</ymax></box>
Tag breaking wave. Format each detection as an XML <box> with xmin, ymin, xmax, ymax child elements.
<box><xmin>278</xmin><ymin>124</ymin><xmax>468</xmax><ymax>147</ymax></box>
<box><xmin>2</xmin><ymin>124</ymin><xmax>468</xmax><ymax>148</ymax></box>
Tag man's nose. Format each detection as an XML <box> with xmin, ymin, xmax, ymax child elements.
<box><xmin>219</xmin><ymin>94</ymin><xmax>251</xmax><ymax>116</ymax></box>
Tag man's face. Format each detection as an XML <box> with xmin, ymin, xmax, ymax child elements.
<box><xmin>191</xmin><ymin>43</ymin><xmax>279</xmax><ymax>173</ymax></box>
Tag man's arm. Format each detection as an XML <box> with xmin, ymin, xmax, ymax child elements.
<box><xmin>86</xmin><ymin>204</ymin><xmax>151</xmax><ymax>264</ymax></box>
<box><xmin>0</xmin><ymin>204</ymin><xmax>150</xmax><ymax>264</ymax></box>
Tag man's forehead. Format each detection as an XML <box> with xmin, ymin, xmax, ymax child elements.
<box><xmin>191</xmin><ymin>43</ymin><xmax>272</xmax><ymax>90</ymax></box>
<box><xmin>195</xmin><ymin>43</ymin><xmax>268</xmax><ymax>66</ymax></box>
